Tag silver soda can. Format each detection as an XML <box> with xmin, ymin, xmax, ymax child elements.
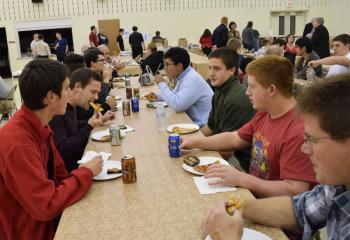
<box><xmin>109</xmin><ymin>125</ymin><xmax>121</xmax><ymax>146</ymax></box>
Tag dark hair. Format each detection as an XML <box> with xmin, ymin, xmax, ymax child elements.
<box><xmin>333</xmin><ymin>34</ymin><xmax>350</xmax><ymax>45</ymax></box>
<box><xmin>297</xmin><ymin>73</ymin><xmax>350</xmax><ymax>141</ymax></box>
<box><xmin>38</xmin><ymin>34</ymin><xmax>44</xmax><ymax>40</ymax></box>
<box><xmin>19</xmin><ymin>59</ymin><xmax>70</xmax><ymax>110</ymax></box>
<box><xmin>247</xmin><ymin>21</ymin><xmax>253</xmax><ymax>28</ymax></box>
<box><xmin>274</xmin><ymin>38</ymin><xmax>286</xmax><ymax>47</ymax></box>
<box><xmin>155</xmin><ymin>31</ymin><xmax>160</xmax><ymax>36</ymax></box>
<box><xmin>286</xmin><ymin>34</ymin><xmax>295</xmax><ymax>43</ymax></box>
<box><xmin>132</xmin><ymin>26</ymin><xmax>138</xmax><ymax>31</ymax></box>
<box><xmin>164</xmin><ymin>47</ymin><xmax>190</xmax><ymax>70</ymax></box>
<box><xmin>209</xmin><ymin>47</ymin><xmax>240</xmax><ymax>76</ymax></box>
<box><xmin>295</xmin><ymin>37</ymin><xmax>313</xmax><ymax>53</ymax></box>
<box><xmin>90</xmin><ymin>25</ymin><xmax>96</xmax><ymax>31</ymax></box>
<box><xmin>202</xmin><ymin>29</ymin><xmax>212</xmax><ymax>38</ymax></box>
<box><xmin>69</xmin><ymin>67</ymin><xmax>103</xmax><ymax>89</ymax></box>
<box><xmin>229</xmin><ymin>21</ymin><xmax>237</xmax><ymax>30</ymax></box>
<box><xmin>63</xmin><ymin>53</ymin><xmax>85</xmax><ymax>73</ymax></box>
<box><xmin>84</xmin><ymin>48</ymin><xmax>104</xmax><ymax>68</ymax></box>
<box><xmin>56</xmin><ymin>31</ymin><xmax>62</xmax><ymax>36</ymax></box>
<box><xmin>119</xmin><ymin>28</ymin><xmax>124</xmax><ymax>33</ymax></box>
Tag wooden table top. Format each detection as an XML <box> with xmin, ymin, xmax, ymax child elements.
<box><xmin>54</xmin><ymin>77</ymin><xmax>288</xmax><ymax>240</ymax></box>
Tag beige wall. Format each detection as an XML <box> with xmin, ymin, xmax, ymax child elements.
<box><xmin>1</xmin><ymin>0</ymin><xmax>349</xmax><ymax>73</ymax></box>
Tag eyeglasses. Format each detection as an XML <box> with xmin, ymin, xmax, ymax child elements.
<box><xmin>303</xmin><ymin>135</ymin><xmax>342</xmax><ymax>145</ymax></box>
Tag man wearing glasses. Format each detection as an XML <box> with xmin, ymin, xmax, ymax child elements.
<box><xmin>203</xmin><ymin>72</ymin><xmax>350</xmax><ymax>240</ymax></box>
<box><xmin>146</xmin><ymin>47</ymin><xmax>213</xmax><ymax>127</ymax></box>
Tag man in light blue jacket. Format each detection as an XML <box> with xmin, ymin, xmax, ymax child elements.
<box><xmin>148</xmin><ymin>47</ymin><xmax>213</xmax><ymax>127</ymax></box>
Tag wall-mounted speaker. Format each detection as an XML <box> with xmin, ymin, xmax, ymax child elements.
<box><xmin>32</xmin><ymin>0</ymin><xmax>44</xmax><ymax>3</ymax></box>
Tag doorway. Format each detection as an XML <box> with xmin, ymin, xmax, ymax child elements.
<box><xmin>0</xmin><ymin>28</ymin><xmax>11</xmax><ymax>78</ymax></box>
<box><xmin>98</xmin><ymin>19</ymin><xmax>120</xmax><ymax>55</ymax></box>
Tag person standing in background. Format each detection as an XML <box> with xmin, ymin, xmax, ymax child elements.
<box><xmin>54</xmin><ymin>32</ymin><xmax>68</xmax><ymax>62</ymax></box>
<box><xmin>116</xmin><ymin>28</ymin><xmax>125</xmax><ymax>51</ymax></box>
<box><xmin>242</xmin><ymin>21</ymin><xmax>255</xmax><ymax>51</ymax></box>
<box><xmin>302</xmin><ymin>20</ymin><xmax>313</xmax><ymax>38</ymax></box>
<box><xmin>199</xmin><ymin>29</ymin><xmax>213</xmax><ymax>56</ymax></box>
<box><xmin>151</xmin><ymin>31</ymin><xmax>165</xmax><ymax>47</ymax></box>
<box><xmin>212</xmin><ymin>17</ymin><xmax>229</xmax><ymax>48</ymax></box>
<box><xmin>129</xmin><ymin>26</ymin><xmax>145</xmax><ymax>59</ymax></box>
<box><xmin>228</xmin><ymin>21</ymin><xmax>241</xmax><ymax>40</ymax></box>
<box><xmin>311</xmin><ymin>17</ymin><xmax>330</xmax><ymax>59</ymax></box>
<box><xmin>30</xmin><ymin>33</ymin><xmax>39</xmax><ymax>58</ymax></box>
<box><xmin>34</xmin><ymin>34</ymin><xmax>51</xmax><ymax>59</ymax></box>
<box><xmin>97</xmin><ymin>27</ymin><xmax>109</xmax><ymax>46</ymax></box>
<box><xmin>89</xmin><ymin>25</ymin><xmax>99</xmax><ymax>47</ymax></box>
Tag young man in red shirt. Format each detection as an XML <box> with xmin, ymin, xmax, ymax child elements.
<box><xmin>0</xmin><ymin>59</ymin><xmax>103</xmax><ymax>240</ymax></box>
<box><xmin>89</xmin><ymin>25</ymin><xmax>98</xmax><ymax>47</ymax></box>
<box><xmin>181</xmin><ymin>55</ymin><xmax>317</xmax><ymax>198</ymax></box>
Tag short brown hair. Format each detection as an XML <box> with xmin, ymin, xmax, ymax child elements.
<box><xmin>227</xmin><ymin>38</ymin><xmax>242</xmax><ymax>52</ymax></box>
<box><xmin>297</xmin><ymin>73</ymin><xmax>350</xmax><ymax>141</ymax></box>
<box><xmin>246</xmin><ymin>55</ymin><xmax>294</xmax><ymax>97</ymax></box>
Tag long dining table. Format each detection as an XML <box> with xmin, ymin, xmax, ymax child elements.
<box><xmin>54</xmin><ymin>77</ymin><xmax>288</xmax><ymax>240</ymax></box>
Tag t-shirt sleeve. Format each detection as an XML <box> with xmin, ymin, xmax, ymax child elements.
<box><xmin>280</xmin><ymin>122</ymin><xmax>317</xmax><ymax>183</ymax></box>
<box><xmin>237</xmin><ymin>112</ymin><xmax>264</xmax><ymax>142</ymax></box>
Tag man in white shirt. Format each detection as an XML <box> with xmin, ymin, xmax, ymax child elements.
<box><xmin>309</xmin><ymin>34</ymin><xmax>350</xmax><ymax>77</ymax></box>
<box><xmin>30</xmin><ymin>33</ymin><xmax>39</xmax><ymax>58</ymax></box>
<box><xmin>34</xmin><ymin>34</ymin><xmax>51</xmax><ymax>58</ymax></box>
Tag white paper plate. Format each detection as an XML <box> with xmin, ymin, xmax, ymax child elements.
<box><xmin>183</xmin><ymin>156</ymin><xmax>229</xmax><ymax>176</ymax></box>
<box><xmin>206</xmin><ymin>228</ymin><xmax>271</xmax><ymax>240</ymax></box>
<box><xmin>94</xmin><ymin>160</ymin><xmax>122</xmax><ymax>181</ymax></box>
<box><xmin>147</xmin><ymin>102</ymin><xmax>168</xmax><ymax>108</ymax></box>
<box><xmin>91</xmin><ymin>129</ymin><xmax>126</xmax><ymax>141</ymax></box>
<box><xmin>166</xmin><ymin>123</ymin><xmax>200</xmax><ymax>134</ymax></box>
<box><xmin>107</xmin><ymin>95</ymin><xmax>122</xmax><ymax>101</ymax></box>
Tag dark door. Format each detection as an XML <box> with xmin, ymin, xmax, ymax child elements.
<box><xmin>0</xmin><ymin>28</ymin><xmax>11</xmax><ymax>78</ymax></box>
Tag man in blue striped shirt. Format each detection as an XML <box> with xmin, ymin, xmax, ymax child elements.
<box><xmin>202</xmin><ymin>73</ymin><xmax>350</xmax><ymax>240</ymax></box>
<box><xmin>146</xmin><ymin>47</ymin><xmax>213</xmax><ymax>127</ymax></box>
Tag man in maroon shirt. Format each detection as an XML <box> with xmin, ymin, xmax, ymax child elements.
<box><xmin>89</xmin><ymin>25</ymin><xmax>99</xmax><ymax>47</ymax></box>
<box><xmin>181</xmin><ymin>55</ymin><xmax>317</xmax><ymax>198</ymax></box>
<box><xmin>0</xmin><ymin>59</ymin><xmax>103</xmax><ymax>240</ymax></box>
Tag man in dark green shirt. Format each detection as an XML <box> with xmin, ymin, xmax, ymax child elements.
<box><xmin>202</xmin><ymin>48</ymin><xmax>255</xmax><ymax>171</ymax></box>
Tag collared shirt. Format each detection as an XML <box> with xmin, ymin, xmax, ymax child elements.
<box><xmin>293</xmin><ymin>185</ymin><xmax>350</xmax><ymax>240</ymax></box>
<box><xmin>157</xmin><ymin>66</ymin><xmax>213</xmax><ymax>127</ymax></box>
<box><xmin>49</xmin><ymin>103</ymin><xmax>93</xmax><ymax>172</ymax></box>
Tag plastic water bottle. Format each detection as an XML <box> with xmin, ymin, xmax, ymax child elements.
<box><xmin>125</xmin><ymin>73</ymin><xmax>131</xmax><ymax>87</ymax></box>
<box><xmin>306</xmin><ymin>67</ymin><xmax>315</xmax><ymax>82</ymax></box>
<box><xmin>156</xmin><ymin>103</ymin><xmax>166</xmax><ymax>131</ymax></box>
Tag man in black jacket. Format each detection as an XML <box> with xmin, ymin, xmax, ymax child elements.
<box><xmin>129</xmin><ymin>26</ymin><xmax>145</xmax><ymax>59</ymax></box>
<box><xmin>212</xmin><ymin>17</ymin><xmax>229</xmax><ymax>48</ymax></box>
<box><xmin>311</xmin><ymin>17</ymin><xmax>330</xmax><ymax>59</ymax></box>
